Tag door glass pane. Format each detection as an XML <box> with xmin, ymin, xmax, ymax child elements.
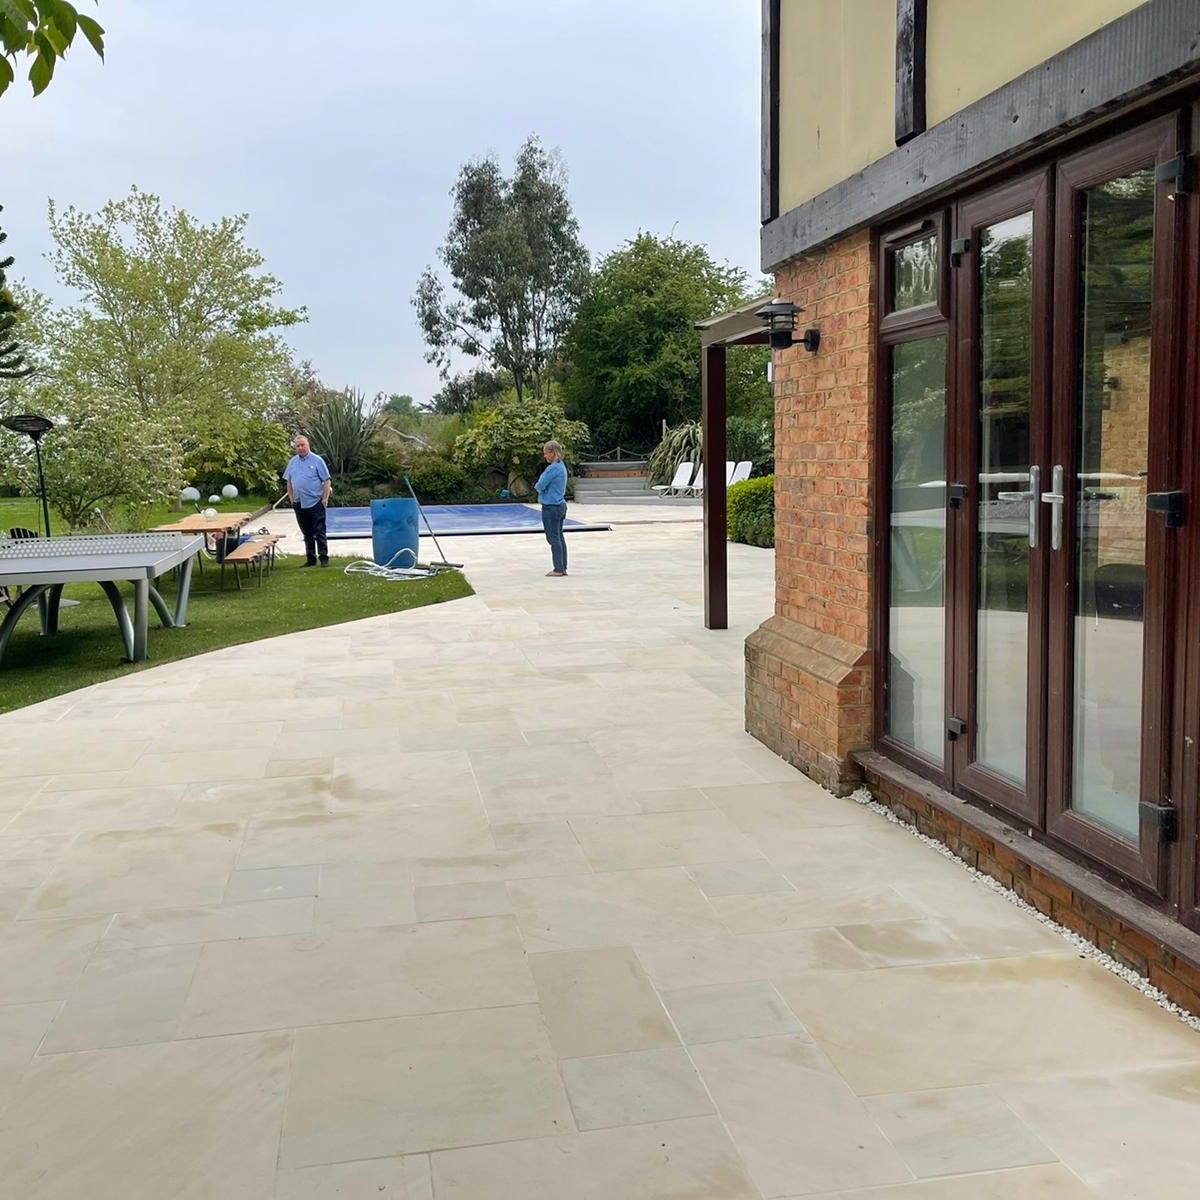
<box><xmin>888</xmin><ymin>336</ymin><xmax>947</xmax><ymax>759</ymax></box>
<box><xmin>1072</xmin><ymin>167</ymin><xmax>1153</xmax><ymax>839</ymax></box>
<box><xmin>893</xmin><ymin>235</ymin><xmax>938</xmax><ymax>310</ymax></box>
<box><xmin>976</xmin><ymin>213</ymin><xmax>1033</xmax><ymax>785</ymax></box>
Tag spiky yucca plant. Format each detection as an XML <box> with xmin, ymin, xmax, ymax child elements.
<box><xmin>307</xmin><ymin>387</ymin><xmax>383</xmax><ymax>475</ymax></box>
<box><xmin>647</xmin><ymin>420</ymin><xmax>702</xmax><ymax>486</ymax></box>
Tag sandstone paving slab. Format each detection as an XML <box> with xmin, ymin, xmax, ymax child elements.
<box><xmin>790</xmin><ymin>1164</ymin><xmax>1100</xmax><ymax>1199</ymax></box>
<box><xmin>276</xmin><ymin>1155</ymin><xmax>433</xmax><ymax>1200</ymax></box>
<box><xmin>690</xmin><ymin>1035</ymin><xmax>912</xmax><ymax>1196</ymax></box>
<box><xmin>560</xmin><ymin>1047</ymin><xmax>714</xmax><ymax>1130</ymax></box>
<box><xmin>281</xmin><ymin>1005</ymin><xmax>571</xmax><ymax>1167</ymax></box>
<box><xmin>662</xmin><ymin>980</ymin><xmax>807</xmax><ymax>1045</ymax></box>
<box><xmin>529</xmin><ymin>945</ymin><xmax>678</xmax><ymax>1058</ymax></box>
<box><xmin>179</xmin><ymin>915</ymin><xmax>536</xmax><ymax>1037</ymax></box>
<box><xmin>20</xmin><ymin>821</ymin><xmax>243</xmax><ymax>920</ymax></box>
<box><xmin>507</xmin><ymin>866</ymin><xmax>726</xmax><ymax>953</ymax></box>
<box><xmin>863</xmin><ymin>1085</ymin><xmax>1056</xmax><ymax>1179</ymax></box>
<box><xmin>0</xmin><ymin>1031</ymin><xmax>292</xmax><ymax>1200</ymax></box>
<box><xmin>777</xmin><ymin>954</ymin><xmax>1200</xmax><ymax>1094</ymax></box>
<box><xmin>429</xmin><ymin>1117</ymin><xmax>760</xmax><ymax>1200</ymax></box>
<box><xmin>0</xmin><ymin>915</ymin><xmax>112</xmax><ymax>1004</ymax></box>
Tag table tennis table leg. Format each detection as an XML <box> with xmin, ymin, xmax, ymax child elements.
<box><xmin>132</xmin><ymin>578</ymin><xmax>149</xmax><ymax>661</ymax></box>
<box><xmin>97</xmin><ymin>581</ymin><xmax>135</xmax><ymax>661</ymax></box>
<box><xmin>172</xmin><ymin>554</ymin><xmax>196</xmax><ymax>626</ymax></box>
<box><xmin>0</xmin><ymin>585</ymin><xmax>49</xmax><ymax>666</ymax></box>
<box><xmin>42</xmin><ymin>584</ymin><xmax>66</xmax><ymax>635</ymax></box>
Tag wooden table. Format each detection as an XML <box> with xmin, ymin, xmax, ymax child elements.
<box><xmin>152</xmin><ymin>513</ymin><xmax>254</xmax><ymax>565</ymax></box>
<box><xmin>151</xmin><ymin>512</ymin><xmax>253</xmax><ymax>535</ymax></box>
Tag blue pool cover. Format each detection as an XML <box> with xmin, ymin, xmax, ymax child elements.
<box><xmin>324</xmin><ymin>503</ymin><xmax>611</xmax><ymax>539</ymax></box>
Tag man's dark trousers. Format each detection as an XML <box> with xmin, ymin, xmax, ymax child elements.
<box><xmin>295</xmin><ymin>502</ymin><xmax>328</xmax><ymax>565</ymax></box>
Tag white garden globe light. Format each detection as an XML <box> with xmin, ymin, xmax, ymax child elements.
<box><xmin>180</xmin><ymin>486</ymin><xmax>200</xmax><ymax>502</ymax></box>
<box><xmin>202</xmin><ymin>507</ymin><xmax>218</xmax><ymax>520</ymax></box>
<box><xmin>208</xmin><ymin>494</ymin><xmax>221</xmax><ymax>504</ymax></box>
<box><xmin>221</xmin><ymin>484</ymin><xmax>239</xmax><ymax>499</ymax></box>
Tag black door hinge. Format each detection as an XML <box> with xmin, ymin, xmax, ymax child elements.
<box><xmin>947</xmin><ymin>716</ymin><xmax>967</xmax><ymax>741</ymax></box>
<box><xmin>950</xmin><ymin>237</ymin><xmax>971</xmax><ymax>267</ymax></box>
<box><xmin>1147</xmin><ymin>490</ymin><xmax>1186</xmax><ymax>528</ymax></box>
<box><xmin>946</xmin><ymin>483</ymin><xmax>968</xmax><ymax>509</ymax></box>
<box><xmin>1140</xmin><ymin>801</ymin><xmax>1178</xmax><ymax>843</ymax></box>
<box><xmin>1155</xmin><ymin>153</ymin><xmax>1193</xmax><ymax>197</ymax></box>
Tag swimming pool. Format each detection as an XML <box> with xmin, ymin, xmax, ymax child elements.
<box><xmin>324</xmin><ymin>503</ymin><xmax>611</xmax><ymax>539</ymax></box>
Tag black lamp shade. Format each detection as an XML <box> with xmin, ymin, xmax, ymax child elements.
<box><xmin>1</xmin><ymin>413</ymin><xmax>53</xmax><ymax>439</ymax></box>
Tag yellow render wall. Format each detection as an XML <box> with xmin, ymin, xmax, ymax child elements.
<box><xmin>778</xmin><ymin>0</ymin><xmax>895</xmax><ymax>214</ymax></box>
<box><xmin>777</xmin><ymin>0</ymin><xmax>1145</xmax><ymax>214</ymax></box>
<box><xmin>926</xmin><ymin>0</ymin><xmax>1144</xmax><ymax>125</ymax></box>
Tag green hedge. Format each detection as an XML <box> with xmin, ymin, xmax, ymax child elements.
<box><xmin>727</xmin><ymin>475</ymin><xmax>774</xmax><ymax>548</ymax></box>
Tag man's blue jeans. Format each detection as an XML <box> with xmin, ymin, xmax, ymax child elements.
<box><xmin>541</xmin><ymin>503</ymin><xmax>567</xmax><ymax>573</ymax></box>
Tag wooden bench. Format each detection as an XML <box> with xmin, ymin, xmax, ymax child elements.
<box><xmin>220</xmin><ymin>535</ymin><xmax>282</xmax><ymax>589</ymax></box>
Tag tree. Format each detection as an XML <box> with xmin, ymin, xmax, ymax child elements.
<box><xmin>42</xmin><ymin>187</ymin><xmax>304</xmax><ymax>489</ymax></box>
<box><xmin>414</xmin><ymin>135</ymin><xmax>588</xmax><ymax>404</ymax></box>
<box><xmin>428</xmin><ymin>368</ymin><xmax>511</xmax><ymax>416</ymax></box>
<box><xmin>1</xmin><ymin>1</ymin><xmax>104</xmax><ymax>98</ymax></box>
<box><xmin>453</xmin><ymin>390</ymin><xmax>588</xmax><ymax>497</ymax></box>
<box><xmin>0</xmin><ymin>207</ymin><xmax>33</xmax><ymax>390</ymax></box>
<box><xmin>0</xmin><ymin>299</ymin><xmax>182</xmax><ymax>529</ymax></box>
<box><xmin>561</xmin><ymin>233</ymin><xmax>770</xmax><ymax>449</ymax></box>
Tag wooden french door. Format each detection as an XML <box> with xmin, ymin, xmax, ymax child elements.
<box><xmin>949</xmin><ymin>173</ymin><xmax>1052</xmax><ymax>826</ymax></box>
<box><xmin>946</xmin><ymin>116</ymin><xmax>1188</xmax><ymax>900</ymax></box>
<box><xmin>1044</xmin><ymin>116</ymin><xmax>1186</xmax><ymax>896</ymax></box>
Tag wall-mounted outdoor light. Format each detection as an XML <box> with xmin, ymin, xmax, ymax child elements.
<box><xmin>755</xmin><ymin>299</ymin><xmax>820</xmax><ymax>353</ymax></box>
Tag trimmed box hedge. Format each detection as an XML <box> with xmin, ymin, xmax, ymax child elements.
<box><xmin>727</xmin><ymin>475</ymin><xmax>774</xmax><ymax>548</ymax></box>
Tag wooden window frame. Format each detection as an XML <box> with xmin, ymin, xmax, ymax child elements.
<box><xmin>873</xmin><ymin>211</ymin><xmax>953</xmax><ymax>786</ymax></box>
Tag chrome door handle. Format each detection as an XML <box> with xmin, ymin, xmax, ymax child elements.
<box><xmin>997</xmin><ymin>464</ymin><xmax>1040</xmax><ymax>549</ymax></box>
<box><xmin>1040</xmin><ymin>464</ymin><xmax>1065</xmax><ymax>551</ymax></box>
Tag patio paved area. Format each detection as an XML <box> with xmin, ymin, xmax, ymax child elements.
<box><xmin>1</xmin><ymin>510</ymin><xmax>1198</xmax><ymax>1198</ymax></box>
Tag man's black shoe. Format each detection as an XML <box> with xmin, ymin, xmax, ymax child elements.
<box><xmin>301</xmin><ymin>560</ymin><xmax>317</xmax><ymax>568</ymax></box>
<box><xmin>320</xmin><ymin>560</ymin><xmax>330</xmax><ymax>568</ymax></box>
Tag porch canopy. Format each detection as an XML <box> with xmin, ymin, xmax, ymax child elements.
<box><xmin>695</xmin><ymin>296</ymin><xmax>770</xmax><ymax>630</ymax></box>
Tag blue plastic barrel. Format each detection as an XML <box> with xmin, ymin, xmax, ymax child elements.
<box><xmin>370</xmin><ymin>497</ymin><xmax>420</xmax><ymax>568</ymax></box>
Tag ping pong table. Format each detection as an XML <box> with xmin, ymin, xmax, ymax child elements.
<box><xmin>0</xmin><ymin>533</ymin><xmax>204</xmax><ymax>666</ymax></box>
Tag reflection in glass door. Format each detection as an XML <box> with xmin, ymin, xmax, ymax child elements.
<box><xmin>976</xmin><ymin>212</ymin><xmax>1035</xmax><ymax>787</ymax></box>
<box><xmin>1070</xmin><ymin>168</ymin><xmax>1154</xmax><ymax>839</ymax></box>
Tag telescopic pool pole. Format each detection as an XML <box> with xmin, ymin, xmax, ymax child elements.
<box><xmin>402</xmin><ymin>477</ymin><xmax>462</xmax><ymax>570</ymax></box>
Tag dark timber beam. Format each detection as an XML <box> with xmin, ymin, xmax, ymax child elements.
<box><xmin>761</xmin><ymin>0</ymin><xmax>781</xmax><ymax>223</ymax></box>
<box><xmin>702</xmin><ymin>344</ymin><xmax>728</xmax><ymax>631</ymax></box>
<box><xmin>762</xmin><ymin>0</ymin><xmax>1200</xmax><ymax>271</ymax></box>
<box><xmin>894</xmin><ymin>0</ymin><xmax>927</xmax><ymax>146</ymax></box>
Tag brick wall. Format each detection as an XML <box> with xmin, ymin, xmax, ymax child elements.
<box><xmin>745</xmin><ymin>231</ymin><xmax>875</xmax><ymax>792</ymax></box>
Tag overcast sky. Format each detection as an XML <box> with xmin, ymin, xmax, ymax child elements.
<box><xmin>3</xmin><ymin>0</ymin><xmax>762</xmax><ymax>403</ymax></box>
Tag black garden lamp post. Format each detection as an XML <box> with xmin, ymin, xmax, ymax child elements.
<box><xmin>1</xmin><ymin>413</ymin><xmax>54</xmax><ymax>536</ymax></box>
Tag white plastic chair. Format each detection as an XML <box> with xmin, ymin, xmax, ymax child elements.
<box><xmin>652</xmin><ymin>461</ymin><xmax>695</xmax><ymax>497</ymax></box>
<box><xmin>724</xmin><ymin>461</ymin><xmax>736</xmax><ymax>484</ymax></box>
<box><xmin>683</xmin><ymin>462</ymin><xmax>705</xmax><ymax>497</ymax></box>
<box><xmin>730</xmin><ymin>461</ymin><xmax>752</xmax><ymax>486</ymax></box>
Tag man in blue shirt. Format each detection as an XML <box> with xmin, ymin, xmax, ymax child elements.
<box><xmin>283</xmin><ymin>435</ymin><xmax>332</xmax><ymax>567</ymax></box>
<box><xmin>534</xmin><ymin>440</ymin><xmax>568</xmax><ymax>576</ymax></box>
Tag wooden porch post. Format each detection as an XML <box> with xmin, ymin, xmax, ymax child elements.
<box><xmin>702</xmin><ymin>342</ymin><xmax>728</xmax><ymax>630</ymax></box>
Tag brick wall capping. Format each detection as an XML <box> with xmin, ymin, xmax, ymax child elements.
<box><xmin>855</xmin><ymin>748</ymin><xmax>1200</xmax><ymax>1009</ymax></box>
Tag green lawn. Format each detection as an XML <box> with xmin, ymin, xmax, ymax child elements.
<box><xmin>0</xmin><ymin>493</ymin><xmax>279</xmax><ymax>536</ymax></box>
<box><xmin>0</xmin><ymin>555</ymin><xmax>472</xmax><ymax>714</ymax></box>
